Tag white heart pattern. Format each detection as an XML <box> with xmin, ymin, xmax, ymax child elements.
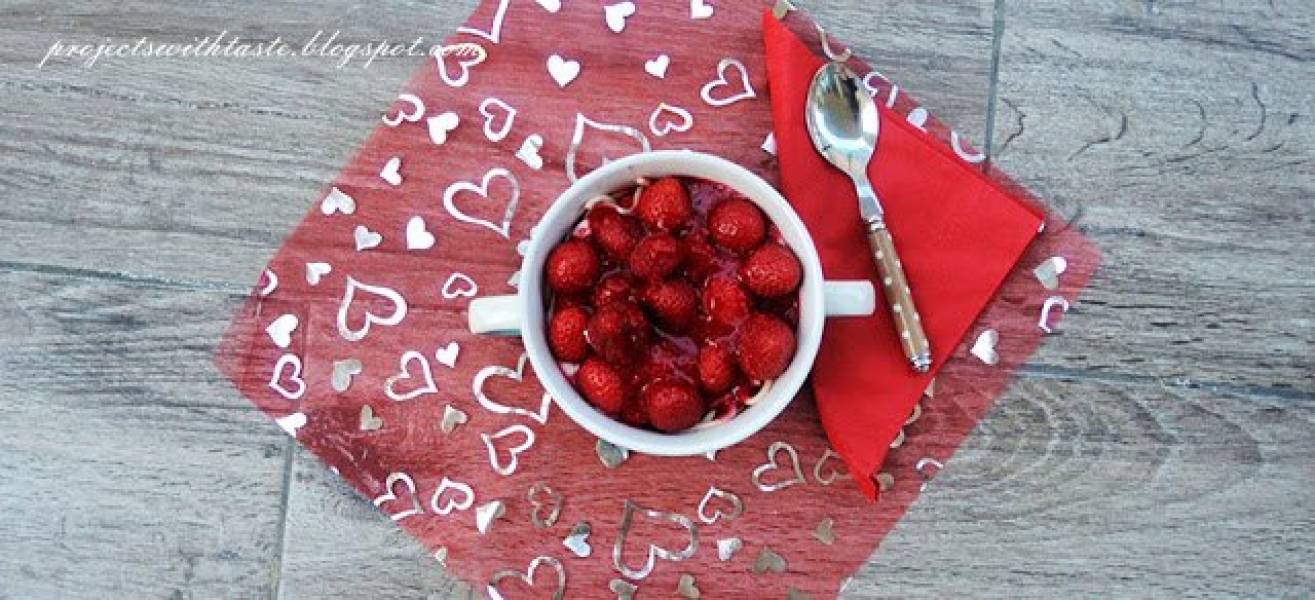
<box><xmin>611</xmin><ymin>500</ymin><xmax>700</xmax><ymax>581</ymax></box>
<box><xmin>1033</xmin><ymin>256</ymin><xmax>1068</xmax><ymax>290</ymax></box>
<box><xmin>700</xmin><ymin>57</ymin><xmax>756</xmax><ymax>107</ymax></box>
<box><xmin>405</xmin><ymin>216</ymin><xmax>436</xmax><ymax>250</ymax></box>
<box><xmin>372</xmin><ymin>472</ymin><xmax>423</xmax><ymax>521</ymax></box>
<box><xmin>472</xmin><ymin>353</ymin><xmax>552</xmax><ymax>425</ymax></box>
<box><xmin>427</xmin><ymin>111</ymin><xmax>460</xmax><ymax>145</ymax></box>
<box><xmin>478</xmin><ymin>97</ymin><xmax>517</xmax><ymax>143</ymax></box>
<box><xmin>435</xmin><ymin>341</ymin><xmax>460</xmax><ymax>368</ymax></box>
<box><xmin>268</xmin><ymin>354</ymin><xmax>306</xmax><ymax>400</ymax></box>
<box><xmin>604</xmin><ymin>1</ymin><xmax>636</xmax><ymax>33</ymax></box>
<box><xmin>320</xmin><ymin>186</ymin><xmax>356</xmax><ymax>216</ymax></box>
<box><xmin>384</xmin><ymin>350</ymin><xmax>438</xmax><ymax>401</ymax></box>
<box><xmin>265</xmin><ymin>313</ymin><xmax>298</xmax><ymax>349</ymax></box>
<box><xmin>382</xmin><ymin>93</ymin><xmax>425</xmax><ymax>127</ymax></box>
<box><xmin>645</xmin><ymin>54</ymin><xmax>670</xmax><ymax>78</ymax></box>
<box><xmin>516</xmin><ymin>134</ymin><xmax>545</xmax><ymax>170</ymax></box>
<box><xmin>353</xmin><ymin>225</ymin><xmax>382</xmax><ymax>251</ymax></box>
<box><xmin>379</xmin><ymin>156</ymin><xmax>403</xmax><ymax>186</ymax></box>
<box><xmin>434</xmin><ymin>43</ymin><xmax>487</xmax><ymax>88</ymax></box>
<box><xmin>442</xmin><ymin>167</ymin><xmax>520</xmax><ymax>239</ymax></box>
<box><xmin>275</xmin><ymin>412</ymin><xmax>306</xmax><ymax>437</ymax></box>
<box><xmin>649</xmin><ymin>103</ymin><xmax>694</xmax><ymax>137</ymax></box>
<box><xmin>971</xmin><ymin>329</ymin><xmax>1000</xmax><ymax>365</ymax></box>
<box><xmin>481</xmin><ymin>424</ymin><xmax>536</xmax><ymax>476</ymax></box>
<box><xmin>305</xmin><ymin>262</ymin><xmax>332</xmax><ymax>285</ymax></box>
<box><xmin>751</xmin><ymin>441</ymin><xmax>807</xmax><ymax>492</ymax></box>
<box><xmin>457</xmin><ymin>0</ymin><xmax>509</xmax><ymax>44</ymax></box>
<box><xmin>258</xmin><ymin>269</ymin><xmax>278</xmax><ymax>297</ymax></box>
<box><xmin>336</xmin><ymin>277</ymin><xmax>408</xmax><ymax>342</ymax></box>
<box><xmin>690</xmin><ymin>0</ymin><xmax>714</xmax><ymax>20</ymax></box>
<box><xmin>428</xmin><ymin>477</ymin><xmax>476</xmax><ymax>515</ymax></box>
<box><xmin>440</xmin><ymin>272</ymin><xmax>479</xmax><ymax>299</ymax></box>
<box><xmin>535</xmin><ymin>0</ymin><xmax>561</xmax><ymax>12</ymax></box>
<box><xmin>546</xmin><ymin>54</ymin><xmax>581</xmax><ymax>88</ymax></box>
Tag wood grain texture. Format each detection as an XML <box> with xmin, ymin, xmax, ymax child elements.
<box><xmin>0</xmin><ymin>0</ymin><xmax>1311</xmax><ymax>597</ymax></box>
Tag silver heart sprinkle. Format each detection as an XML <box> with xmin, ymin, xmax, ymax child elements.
<box><xmin>433</xmin><ymin>547</ymin><xmax>448</xmax><ymax>566</ymax></box>
<box><xmin>488</xmin><ymin>556</ymin><xmax>565</xmax><ymax>600</ymax></box>
<box><xmin>562</xmin><ymin>521</ymin><xmax>592</xmax><ymax>558</ymax></box>
<box><xmin>528</xmin><ymin>482</ymin><xmax>563</xmax><ymax>529</ymax></box>
<box><xmin>876</xmin><ymin>472</ymin><xmax>895</xmax><ymax>493</ymax></box>
<box><xmin>717</xmin><ymin>537</ymin><xmax>743</xmax><ymax>561</ymax></box>
<box><xmin>331</xmin><ymin>358</ymin><xmax>363</xmax><ymax>393</ymax></box>
<box><xmin>676</xmin><ymin>573</ymin><xmax>700</xmax><ymax>599</ymax></box>
<box><xmin>812</xmin><ymin>447</ymin><xmax>850</xmax><ymax>486</ymax></box>
<box><xmin>439</xmin><ymin>404</ymin><xmax>469</xmax><ymax>435</ymax></box>
<box><xmin>612</xmin><ymin>500</ymin><xmax>699</xmax><ymax>580</ymax></box>
<box><xmin>970</xmin><ymin>329</ymin><xmax>1000</xmax><ymax>365</ymax></box>
<box><xmin>752</xmin><ymin>546</ymin><xmax>787</xmax><ymax>574</ymax></box>
<box><xmin>813</xmin><ymin>517</ymin><xmax>836</xmax><ymax>545</ymax></box>
<box><xmin>476</xmin><ymin>500</ymin><xmax>506</xmax><ymax>535</ymax></box>
<box><xmin>751</xmin><ymin>441</ymin><xmax>806</xmax><ymax>492</ymax></box>
<box><xmin>696</xmin><ymin>486</ymin><xmax>744</xmax><ymax>525</ymax></box>
<box><xmin>596</xmin><ymin>439</ymin><xmax>630</xmax><ymax>469</ymax></box>
<box><xmin>608</xmin><ymin>578</ymin><xmax>637</xmax><ymax>600</ymax></box>
<box><xmin>1033</xmin><ymin>256</ymin><xmax>1068</xmax><ymax>290</ymax></box>
<box><xmin>1039</xmin><ymin>295</ymin><xmax>1071</xmax><ymax>334</ymax></box>
<box><xmin>359</xmin><ymin>405</ymin><xmax>383</xmax><ymax>431</ymax></box>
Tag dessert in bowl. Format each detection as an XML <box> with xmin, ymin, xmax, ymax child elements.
<box><xmin>468</xmin><ymin>151</ymin><xmax>875</xmax><ymax>456</ymax></box>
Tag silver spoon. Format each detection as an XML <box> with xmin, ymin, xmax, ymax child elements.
<box><xmin>806</xmin><ymin>60</ymin><xmax>931</xmax><ymax>373</ymax></box>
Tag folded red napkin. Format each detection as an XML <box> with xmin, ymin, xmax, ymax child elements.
<box><xmin>763</xmin><ymin>13</ymin><xmax>1044</xmax><ymax>498</ymax></box>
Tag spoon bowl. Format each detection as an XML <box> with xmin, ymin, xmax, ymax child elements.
<box><xmin>805</xmin><ymin>61</ymin><xmax>880</xmax><ymax>184</ymax></box>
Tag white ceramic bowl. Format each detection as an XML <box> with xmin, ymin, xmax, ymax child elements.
<box><xmin>469</xmin><ymin>151</ymin><xmax>874</xmax><ymax>456</ymax></box>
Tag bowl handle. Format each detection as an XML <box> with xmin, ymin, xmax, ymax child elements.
<box><xmin>468</xmin><ymin>295</ymin><xmax>522</xmax><ymax>335</ymax></box>
<box><xmin>823</xmin><ymin>280</ymin><xmax>877</xmax><ymax>317</ymax></box>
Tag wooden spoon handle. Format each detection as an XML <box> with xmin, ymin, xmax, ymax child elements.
<box><xmin>865</xmin><ymin>218</ymin><xmax>932</xmax><ymax>372</ymax></box>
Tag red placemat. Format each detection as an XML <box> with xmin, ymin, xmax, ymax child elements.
<box><xmin>216</xmin><ymin>1</ymin><xmax>1099</xmax><ymax>596</ymax></box>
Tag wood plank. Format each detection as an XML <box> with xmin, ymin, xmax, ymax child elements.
<box><xmin>0</xmin><ymin>272</ymin><xmax>289</xmax><ymax>598</ymax></box>
<box><xmin>853</xmin><ymin>377</ymin><xmax>1315</xmax><ymax>597</ymax></box>
<box><xmin>991</xmin><ymin>0</ymin><xmax>1315</xmax><ymax>392</ymax></box>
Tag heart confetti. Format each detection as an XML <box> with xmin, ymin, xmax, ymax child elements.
<box><xmin>481</xmin><ymin>424</ymin><xmax>536</xmax><ymax>476</ymax></box>
<box><xmin>604</xmin><ymin>1</ymin><xmax>636</xmax><ymax>33</ymax></box>
<box><xmin>275</xmin><ymin>412</ymin><xmax>306</xmax><ymax>437</ymax></box>
<box><xmin>690</xmin><ymin>0</ymin><xmax>714</xmax><ymax>20</ymax></box>
<box><xmin>1033</xmin><ymin>256</ymin><xmax>1069</xmax><ymax>290</ymax></box>
<box><xmin>696</xmin><ymin>486</ymin><xmax>744</xmax><ymax>525</ymax></box>
<box><xmin>358</xmin><ymin>405</ymin><xmax>383</xmax><ymax>431</ymax></box>
<box><xmin>265</xmin><ymin>314</ymin><xmax>298</xmax><ymax>349</ymax></box>
<box><xmin>478</xmin><ymin>97</ymin><xmax>517</xmax><ymax>142</ymax></box>
<box><xmin>609</xmin><ymin>578</ymin><xmax>638</xmax><ymax>599</ymax></box>
<box><xmin>305</xmin><ymin>262</ymin><xmax>331</xmax><ymax>285</ymax></box>
<box><xmin>267</xmin><ymin>354</ymin><xmax>306</xmax><ymax>400</ymax></box>
<box><xmin>596</xmin><ymin>439</ymin><xmax>630</xmax><ymax>469</ymax></box>
<box><xmin>528</xmin><ymin>482</ymin><xmax>564</xmax><ymax>529</ymax></box>
<box><xmin>1039</xmin><ymin>295</ymin><xmax>1071</xmax><ymax>334</ymax></box>
<box><xmin>405</xmin><ymin>216</ymin><xmax>436</xmax><ymax>250</ymax></box>
<box><xmin>434</xmin><ymin>43</ymin><xmax>487</xmax><ymax>87</ymax></box>
<box><xmin>353</xmin><ymin>225</ymin><xmax>382</xmax><ymax>251</ymax></box>
<box><xmin>335</xmin><ymin>277</ymin><xmax>408</xmax><ymax>342</ymax></box>
<box><xmin>426</xmin><ymin>111</ymin><xmax>461</xmax><ymax>145</ymax></box>
<box><xmin>383</xmin><ymin>350</ymin><xmax>438</xmax><ymax>402</ymax></box>
<box><xmin>677</xmin><ymin>573</ymin><xmax>701</xmax><ymax>599</ymax></box>
<box><xmin>565</xmin><ymin>113</ymin><xmax>650</xmax><ymax>182</ymax></box>
<box><xmin>535</xmin><ymin>0</ymin><xmax>561</xmax><ymax>13</ymax></box>
<box><xmin>319</xmin><ymin>187</ymin><xmax>356</xmax><ymax>216</ymax></box>
<box><xmin>428</xmin><ymin>477</ymin><xmax>476</xmax><ymax>515</ymax></box>
<box><xmin>487</xmin><ymin>556</ymin><xmax>566</xmax><ymax>600</ymax></box>
<box><xmin>472</xmin><ymin>353</ymin><xmax>552</xmax><ymax>424</ymax></box>
<box><xmin>813</xmin><ymin>517</ymin><xmax>836</xmax><ymax>545</ymax></box>
<box><xmin>649</xmin><ymin>103</ymin><xmax>695</xmax><ymax>137</ymax></box>
<box><xmin>716</xmin><ymin>537</ymin><xmax>742</xmax><ymax>562</ymax></box>
<box><xmin>475</xmin><ymin>499</ymin><xmax>507</xmax><ymax>535</ymax></box>
<box><xmin>751</xmin><ymin>441</ymin><xmax>806</xmax><ymax>492</ymax></box>
<box><xmin>645</xmin><ymin>54</ymin><xmax>670</xmax><ymax>78</ymax></box>
<box><xmin>562</xmin><ymin>521</ymin><xmax>593</xmax><ymax>558</ymax></box>
<box><xmin>456</xmin><ymin>0</ymin><xmax>508</xmax><ymax>44</ymax></box>
<box><xmin>516</xmin><ymin>134</ymin><xmax>546</xmax><ymax>170</ymax></box>
<box><xmin>752</xmin><ymin>546</ymin><xmax>787</xmax><ymax>574</ymax></box>
<box><xmin>442</xmin><ymin>167</ymin><xmax>520</xmax><ymax>239</ymax></box>
<box><xmin>379</xmin><ymin>156</ymin><xmax>403</xmax><ymax>186</ymax></box>
<box><xmin>435</xmin><ymin>341</ymin><xmax>461</xmax><ymax>368</ymax></box>
<box><xmin>258</xmin><ymin>269</ymin><xmax>278</xmax><ymax>297</ymax></box>
<box><xmin>700</xmin><ymin>58</ymin><xmax>755</xmax><ymax>107</ymax></box>
<box><xmin>612</xmin><ymin>500</ymin><xmax>699</xmax><ymax>580</ymax></box>
<box><xmin>812</xmin><ymin>447</ymin><xmax>850</xmax><ymax>485</ymax></box>
<box><xmin>970</xmin><ymin>329</ymin><xmax>1000</xmax><ymax>365</ymax></box>
<box><xmin>382</xmin><ymin>93</ymin><xmax>425</xmax><ymax>127</ymax></box>
<box><xmin>440</xmin><ymin>272</ymin><xmax>479</xmax><ymax>299</ymax></box>
<box><xmin>371</xmin><ymin>472</ymin><xmax>423</xmax><ymax>521</ymax></box>
<box><xmin>329</xmin><ymin>358</ymin><xmax>362</xmax><ymax>393</ymax></box>
<box><xmin>547</xmin><ymin>54</ymin><xmax>582</xmax><ymax>88</ymax></box>
<box><xmin>439</xmin><ymin>404</ymin><xmax>469</xmax><ymax>435</ymax></box>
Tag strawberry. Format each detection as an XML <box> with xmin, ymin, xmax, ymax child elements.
<box><xmin>545</xmin><ymin>239</ymin><xmax>600</xmax><ymax>294</ymax></box>
<box><xmin>547</xmin><ymin>305</ymin><xmax>590</xmax><ymax>362</ymax></box>
<box><xmin>697</xmin><ymin>342</ymin><xmax>738</xmax><ymax>394</ymax></box>
<box><xmin>735</xmin><ymin>313</ymin><xmax>796</xmax><ymax>381</ymax></box>
<box><xmin>634</xmin><ymin>338</ymin><xmax>698</xmax><ymax>385</ymax></box>
<box><xmin>708</xmin><ymin>197</ymin><xmax>766</xmax><ymax>252</ymax></box>
<box><xmin>636</xmin><ymin>177</ymin><xmax>693</xmax><ymax>232</ymax></box>
<box><xmin>593</xmin><ymin>273</ymin><xmax>634</xmax><ymax>307</ymax></box>
<box><xmin>741</xmin><ymin>243</ymin><xmax>802</xmax><ymax>298</ymax></box>
<box><xmin>629</xmin><ymin>232</ymin><xmax>686</xmax><ymax>280</ymax></box>
<box><xmin>588</xmin><ymin>204</ymin><xmax>642</xmax><ymax>261</ymax></box>
<box><xmin>702</xmin><ymin>275</ymin><xmax>751</xmax><ymax>326</ymax></box>
<box><xmin>683</xmin><ymin>232</ymin><xmax>722</xmax><ymax>284</ymax></box>
<box><xmin>576</xmin><ymin>358</ymin><xmax>628</xmax><ymax>416</ymax></box>
<box><xmin>641</xmin><ymin>279</ymin><xmax>699</xmax><ymax>333</ymax></box>
<box><xmin>619</xmin><ymin>397</ymin><xmax>651</xmax><ymax>427</ymax></box>
<box><xmin>642</xmin><ymin>380</ymin><xmax>705</xmax><ymax>432</ymax></box>
<box><xmin>586</xmin><ymin>301</ymin><xmax>650</xmax><ymax>364</ymax></box>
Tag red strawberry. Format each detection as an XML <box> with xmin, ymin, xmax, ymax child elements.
<box><xmin>634</xmin><ymin>338</ymin><xmax>699</xmax><ymax>385</ymax></box>
<box><xmin>683</xmin><ymin>232</ymin><xmax>722</xmax><ymax>284</ymax></box>
<box><xmin>702</xmin><ymin>275</ymin><xmax>751</xmax><ymax>326</ymax></box>
<box><xmin>741</xmin><ymin>243</ymin><xmax>802</xmax><ymax>298</ymax></box>
<box><xmin>619</xmin><ymin>397</ymin><xmax>650</xmax><ymax>427</ymax></box>
<box><xmin>708</xmin><ymin>198</ymin><xmax>766</xmax><ymax>252</ymax></box>
<box><xmin>586</xmin><ymin>301</ymin><xmax>650</xmax><ymax>364</ymax></box>
<box><xmin>697</xmin><ymin>343</ymin><xmax>738</xmax><ymax>394</ymax></box>
<box><xmin>593</xmin><ymin>273</ymin><xmax>634</xmax><ymax>307</ymax></box>
<box><xmin>641</xmin><ymin>279</ymin><xmax>699</xmax><ymax>333</ymax></box>
<box><xmin>629</xmin><ymin>233</ymin><xmax>686</xmax><ymax>280</ymax></box>
<box><xmin>576</xmin><ymin>358</ymin><xmax>628</xmax><ymax>416</ymax></box>
<box><xmin>545</xmin><ymin>239</ymin><xmax>600</xmax><ymax>294</ymax></box>
<box><xmin>736</xmin><ymin>313</ymin><xmax>796</xmax><ymax>381</ymax></box>
<box><xmin>636</xmin><ymin>177</ymin><xmax>693</xmax><ymax>232</ymax></box>
<box><xmin>642</xmin><ymin>380</ymin><xmax>705</xmax><ymax>432</ymax></box>
<box><xmin>588</xmin><ymin>204</ymin><xmax>642</xmax><ymax>261</ymax></box>
<box><xmin>547</xmin><ymin>305</ymin><xmax>590</xmax><ymax>362</ymax></box>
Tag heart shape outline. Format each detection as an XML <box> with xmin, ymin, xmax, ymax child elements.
<box><xmin>258</xmin><ymin>269</ymin><xmax>279</xmax><ymax>297</ymax></box>
<box><xmin>751</xmin><ymin>441</ymin><xmax>806</xmax><ymax>492</ymax></box>
<box><xmin>371</xmin><ymin>472</ymin><xmax>423</xmax><ymax>521</ymax></box>
<box><xmin>700</xmin><ymin>57</ymin><xmax>756</xmax><ymax>107</ymax></box>
<box><xmin>336</xmin><ymin>277</ymin><xmax>408</xmax><ymax>342</ymax></box>
<box><xmin>456</xmin><ymin>0</ymin><xmax>509</xmax><ymax>44</ymax></box>
<box><xmin>440</xmin><ymin>272</ymin><xmax>479</xmax><ymax>299</ymax></box>
<box><xmin>696</xmin><ymin>486</ymin><xmax>744</xmax><ymax>525</ymax></box>
<box><xmin>434</xmin><ymin>42</ymin><xmax>487</xmax><ymax>87</ymax></box>
<box><xmin>478</xmin><ymin>97</ymin><xmax>518</xmax><ymax>142</ymax></box>
<box><xmin>383</xmin><ymin>350</ymin><xmax>438</xmax><ymax>402</ymax></box>
<box><xmin>487</xmin><ymin>556</ymin><xmax>565</xmax><ymax>600</ymax></box>
<box><xmin>268</xmin><ymin>354</ymin><xmax>306</xmax><ymax>400</ymax></box>
<box><xmin>649</xmin><ymin>103</ymin><xmax>695</xmax><ymax>137</ymax></box>
<box><xmin>527</xmin><ymin>482</ymin><xmax>563</xmax><ymax>529</ymax></box>
<box><xmin>611</xmin><ymin>500</ymin><xmax>699</xmax><ymax>580</ymax></box>
<box><xmin>565</xmin><ymin>112</ymin><xmax>651</xmax><ymax>183</ymax></box>
<box><xmin>382</xmin><ymin>93</ymin><xmax>425</xmax><ymax>127</ymax></box>
<box><xmin>480</xmin><ymin>424</ymin><xmax>536</xmax><ymax>477</ymax></box>
<box><xmin>812</xmin><ymin>447</ymin><xmax>851</xmax><ymax>485</ymax></box>
<box><xmin>442</xmin><ymin>167</ymin><xmax>520</xmax><ymax>239</ymax></box>
<box><xmin>472</xmin><ymin>353</ymin><xmax>552</xmax><ymax>424</ymax></box>
<box><xmin>428</xmin><ymin>476</ymin><xmax>475</xmax><ymax>515</ymax></box>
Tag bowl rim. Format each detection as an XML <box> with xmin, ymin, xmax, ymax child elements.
<box><xmin>519</xmin><ymin>150</ymin><xmax>826</xmax><ymax>455</ymax></box>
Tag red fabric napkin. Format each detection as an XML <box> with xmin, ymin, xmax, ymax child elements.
<box><xmin>763</xmin><ymin>13</ymin><xmax>1044</xmax><ymax>498</ymax></box>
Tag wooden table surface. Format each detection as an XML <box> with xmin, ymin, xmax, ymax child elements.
<box><xmin>2</xmin><ymin>0</ymin><xmax>1312</xmax><ymax>597</ymax></box>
